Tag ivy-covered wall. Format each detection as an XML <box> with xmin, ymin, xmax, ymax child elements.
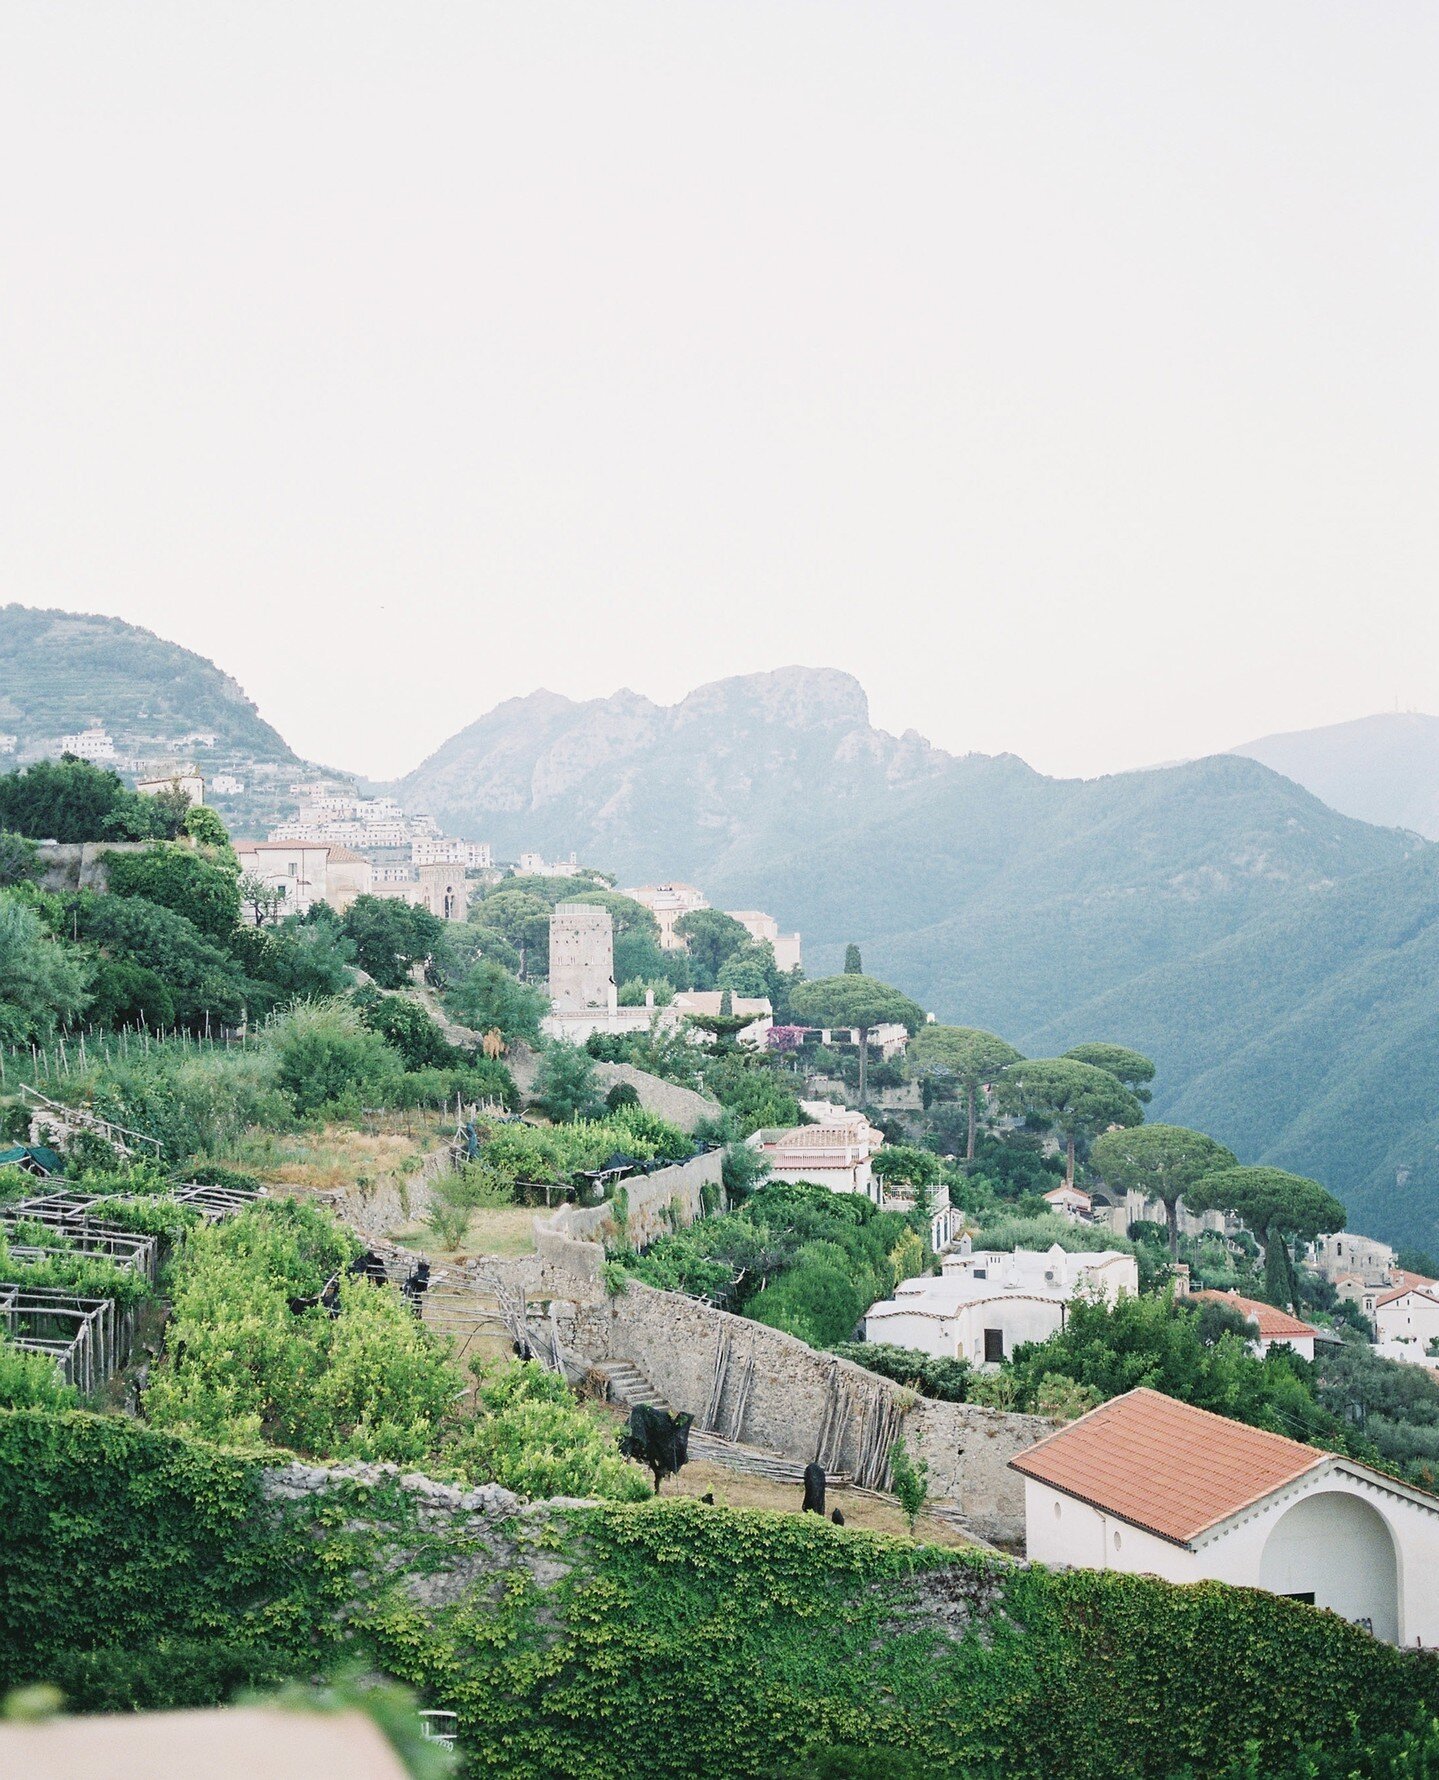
<box><xmin>3</xmin><ymin>1407</ymin><xmax>1436</xmax><ymax>1780</ymax></box>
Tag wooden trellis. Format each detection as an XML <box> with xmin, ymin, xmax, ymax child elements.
<box><xmin>0</xmin><ymin>1283</ymin><xmax>129</xmax><ymax>1392</ymax></box>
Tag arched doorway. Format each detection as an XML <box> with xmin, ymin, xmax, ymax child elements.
<box><xmin>1258</xmin><ymin>1490</ymin><xmax>1398</xmax><ymax>1641</ymax></box>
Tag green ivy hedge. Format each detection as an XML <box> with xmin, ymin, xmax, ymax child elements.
<box><xmin>4</xmin><ymin>1408</ymin><xmax>1436</xmax><ymax>1780</ymax></box>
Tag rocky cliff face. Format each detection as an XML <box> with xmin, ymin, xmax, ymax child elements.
<box><xmin>394</xmin><ymin>666</ymin><xmax>947</xmax><ymax>881</ymax></box>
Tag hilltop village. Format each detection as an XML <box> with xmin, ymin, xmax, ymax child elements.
<box><xmin>0</xmin><ymin>753</ymin><xmax>1437</xmax><ymax>1777</ymax></box>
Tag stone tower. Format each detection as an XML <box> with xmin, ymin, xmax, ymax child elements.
<box><xmin>548</xmin><ymin>902</ymin><xmax>616</xmax><ymax>1012</ymax></box>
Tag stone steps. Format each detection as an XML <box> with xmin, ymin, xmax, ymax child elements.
<box><xmin>592</xmin><ymin>1357</ymin><xmax>672</xmax><ymax>1414</ymax></box>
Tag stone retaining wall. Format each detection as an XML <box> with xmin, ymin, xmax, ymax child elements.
<box><xmin>589</xmin><ymin>1062</ymin><xmax>720</xmax><ymax>1134</ymax></box>
<box><xmin>563</xmin><ymin>1279</ymin><xmax>1051</xmax><ymax>1542</ymax></box>
<box><xmin>533</xmin><ymin>1147</ymin><xmax>723</xmax><ymax>1272</ymax></box>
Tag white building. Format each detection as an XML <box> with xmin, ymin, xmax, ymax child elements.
<box><xmin>518</xmin><ymin>851</ymin><xmax>582</xmax><ymax>879</ymax></box>
<box><xmin>1373</xmin><ymin>1278</ymin><xmax>1439</xmax><ymax>1355</ymax></box>
<box><xmin>137</xmin><ymin>769</ymin><xmax>205</xmax><ymax>807</ymax></box>
<box><xmin>170</xmin><ymin>731</ymin><xmax>217</xmax><ymax>749</ymax></box>
<box><xmin>621</xmin><ymin>882</ymin><xmax>709</xmax><ymax>948</ymax></box>
<box><xmin>58</xmin><ymin>726</ymin><xmax>117</xmax><ymax>762</ymax></box>
<box><xmin>1012</xmin><ymin>1386</ymin><xmax>1439</xmax><ymax>1646</ymax></box>
<box><xmin>1043</xmin><ymin>1184</ymin><xmax>1092</xmax><ymax>1221</ymax></box>
<box><xmin>1189</xmin><ymin>1289</ymin><xmax>1321</xmax><ymax>1362</ymax></box>
<box><xmin>210</xmin><ymin>774</ymin><xmax>245</xmax><ymax>796</ymax></box>
<box><xmin>863</xmin><ymin>1242</ymin><xmax>1139</xmax><ymax>1367</ymax></box>
<box><xmin>750</xmin><ymin>1104</ymin><xmax>886</xmax><ymax>1200</ymax></box>
<box><xmin>234</xmin><ymin>841</ymin><xmax>339</xmax><ymax>916</ymax></box>
<box><xmin>412</xmin><ymin>837</ymin><xmax>492</xmax><ymax>870</ymax></box>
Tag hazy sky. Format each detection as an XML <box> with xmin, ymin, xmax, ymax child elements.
<box><xmin>3</xmin><ymin>3</ymin><xmax>1435</xmax><ymax>781</ymax></box>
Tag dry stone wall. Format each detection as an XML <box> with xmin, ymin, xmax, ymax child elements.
<box><xmin>590</xmin><ymin>1061</ymin><xmax>720</xmax><ymax>1133</ymax></box>
<box><xmin>564</xmin><ymin>1279</ymin><xmax>1051</xmax><ymax>1542</ymax></box>
<box><xmin>534</xmin><ymin>1147</ymin><xmax>722</xmax><ymax>1263</ymax></box>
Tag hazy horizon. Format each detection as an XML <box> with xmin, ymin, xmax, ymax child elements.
<box><xmin>4</xmin><ymin>3</ymin><xmax>1434</xmax><ymax>780</ymax></box>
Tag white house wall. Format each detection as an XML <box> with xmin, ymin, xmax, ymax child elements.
<box><xmin>1024</xmin><ymin>1467</ymin><xmax>1439</xmax><ymax>1647</ymax></box>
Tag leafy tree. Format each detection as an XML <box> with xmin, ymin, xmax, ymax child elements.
<box><xmin>469</xmin><ymin>890</ymin><xmax>552</xmax><ymax>979</ymax></box>
<box><xmin>1062</xmin><ymin>1042</ymin><xmax>1157</xmax><ymax>1104</ymax></box>
<box><xmin>449</xmin><ymin>959</ymin><xmax>546</xmax><ymax>1044</ymax></box>
<box><xmin>69</xmin><ymin>890</ymin><xmax>246</xmax><ymax>1026</ymax></box>
<box><xmin>0</xmin><ymin>893</ymin><xmax>90</xmax><ymax>1042</ymax></box>
<box><xmin>717</xmin><ymin>939</ymin><xmax>782</xmax><ymax>1001</ymax></box>
<box><xmin>180</xmin><ymin>805</ymin><xmax>232</xmax><ymax>851</ymax></box>
<box><xmin>0</xmin><ymin>832</ymin><xmax>40</xmax><ymax>888</ymax></box>
<box><xmin>910</xmin><ymin>1025</ymin><xmax>1024</xmax><ymax>1159</ymax></box>
<box><xmin>789</xmin><ymin>974</ymin><xmax>925</xmax><ymax>1103</ymax></box>
<box><xmin>1187</xmin><ymin>1165</ymin><xmax>1346</xmax><ymax>1311</ymax></box>
<box><xmin>530</xmin><ymin>1040</ymin><xmax>603</xmax><ymax>1122</ymax></box>
<box><xmin>237</xmin><ymin>870</ymin><xmax>283</xmax><ymax>927</ymax></box>
<box><xmin>674</xmin><ymin>908</ymin><xmax>751</xmax><ymax>989</ymax></box>
<box><xmin>843</xmin><ymin>944</ymin><xmax>863</xmax><ymax>974</ymax></box>
<box><xmin>998</xmin><ymin>1057</ymin><xmax>1143</xmax><ymax>1184</ymax></box>
<box><xmin>606</xmin><ymin>1082</ymin><xmax>641</xmax><ymax>1113</ymax></box>
<box><xmin>1090</xmin><ymin>1124</ymin><xmax>1238</xmax><ymax>1259</ymax></box>
<box><xmin>239</xmin><ymin>917</ymin><xmax>355</xmax><ymax>1003</ymax></box>
<box><xmin>87</xmin><ymin>958</ymin><xmax>176</xmax><ymax>1030</ymax></box>
<box><xmin>105</xmin><ymin>841</ymin><xmax>241</xmax><ymax>941</ymax></box>
<box><xmin>449</xmin><ymin>1360</ymin><xmax>650</xmax><ymax>1501</ymax></box>
<box><xmin>353</xmin><ymin>988</ymin><xmax>464</xmax><ymax>1070</ymax></box>
<box><xmin>888</xmin><ymin>1435</ymin><xmax>928</xmax><ymax>1531</ymax></box>
<box><xmin>0</xmin><ymin>758</ymin><xmax>179</xmax><ymax>842</ymax></box>
<box><xmin>1004</xmin><ymin>1290</ymin><xmax>1349</xmax><ymax>1449</ymax></box>
<box><xmin>341</xmin><ymin>895</ymin><xmax>443</xmax><ymax>990</ymax></box>
<box><xmin>870</xmin><ymin>1146</ymin><xmax>941</xmax><ymax>1190</ymax></box>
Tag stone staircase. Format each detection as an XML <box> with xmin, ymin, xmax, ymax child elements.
<box><xmin>592</xmin><ymin>1357</ymin><xmax>673</xmax><ymax>1414</ymax></box>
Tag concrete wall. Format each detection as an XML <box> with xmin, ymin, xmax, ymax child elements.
<box><xmin>35</xmin><ymin>841</ymin><xmax>151</xmax><ymax>892</ymax></box>
<box><xmin>565</xmin><ymin>1278</ymin><xmax>1051</xmax><ymax>1541</ymax></box>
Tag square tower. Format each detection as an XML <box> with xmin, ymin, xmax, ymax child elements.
<box><xmin>549</xmin><ymin>902</ymin><xmax>616</xmax><ymax>1012</ymax></box>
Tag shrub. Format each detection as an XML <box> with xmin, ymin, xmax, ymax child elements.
<box><xmin>264</xmin><ymin>998</ymin><xmax>404</xmax><ymax>1116</ymax></box>
<box><xmin>0</xmin><ymin>1337</ymin><xmax>78</xmax><ymax>1410</ymax></box>
<box><xmin>447</xmin><ymin>1360</ymin><xmax>650</xmax><ymax>1502</ymax></box>
<box><xmin>888</xmin><ymin>1435</ymin><xmax>928</xmax><ymax>1530</ymax></box>
<box><xmin>830</xmin><ymin>1342</ymin><xmax>971</xmax><ymax>1402</ymax></box>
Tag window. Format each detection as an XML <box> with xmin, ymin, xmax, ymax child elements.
<box><xmin>972</xmin><ymin>1268</ymin><xmax>987</xmax><ymax>1280</ymax></box>
<box><xmin>983</xmin><ymin>1328</ymin><xmax>1004</xmax><ymax>1364</ymax></box>
<box><xmin>1285</xmin><ymin>1592</ymin><xmax>1316</xmax><ymax>1606</ymax></box>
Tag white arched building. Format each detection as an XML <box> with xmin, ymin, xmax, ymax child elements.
<box><xmin>1012</xmin><ymin>1387</ymin><xmax>1439</xmax><ymax>1647</ymax></box>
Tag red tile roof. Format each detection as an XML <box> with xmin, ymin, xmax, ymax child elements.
<box><xmin>1189</xmin><ymin>1290</ymin><xmax>1317</xmax><ymax>1340</ymax></box>
<box><xmin>1009</xmin><ymin>1387</ymin><xmax>1325</xmax><ymax>1544</ymax></box>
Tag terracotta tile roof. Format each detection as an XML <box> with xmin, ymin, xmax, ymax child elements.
<box><xmin>324</xmin><ymin>846</ymin><xmax>368</xmax><ymax>864</ymax></box>
<box><xmin>1009</xmin><ymin>1387</ymin><xmax>1325</xmax><ymax>1545</ymax></box>
<box><xmin>1189</xmin><ymin>1290</ymin><xmax>1317</xmax><ymax>1340</ymax></box>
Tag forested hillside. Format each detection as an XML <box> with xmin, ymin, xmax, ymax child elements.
<box><xmin>0</xmin><ymin>605</ymin><xmax>296</xmax><ymax>762</ymax></box>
